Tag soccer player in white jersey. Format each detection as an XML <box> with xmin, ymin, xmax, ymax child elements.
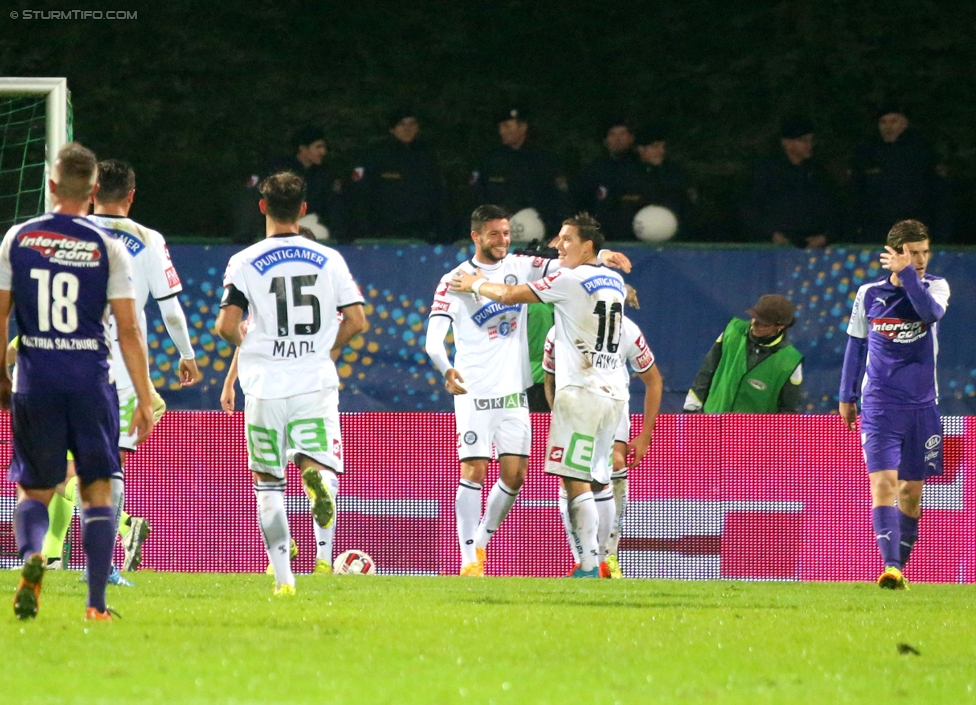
<box><xmin>85</xmin><ymin>159</ymin><xmax>200</xmax><ymax>574</ymax></box>
<box><xmin>427</xmin><ymin>205</ymin><xmax>630</xmax><ymax>576</ymax></box>
<box><xmin>451</xmin><ymin>212</ymin><xmax>631</xmax><ymax>577</ymax></box>
<box><xmin>216</xmin><ymin>172</ymin><xmax>366</xmax><ymax>595</ymax></box>
<box><xmin>543</xmin><ymin>315</ymin><xmax>662</xmax><ymax>577</ymax></box>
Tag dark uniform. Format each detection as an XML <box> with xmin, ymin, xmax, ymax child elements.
<box><xmin>348</xmin><ymin>137</ymin><xmax>448</xmax><ymax>242</ymax></box>
<box><xmin>471</xmin><ymin>144</ymin><xmax>569</xmax><ymax>238</ymax></box>
<box><xmin>851</xmin><ymin>129</ymin><xmax>951</xmax><ymax>243</ymax></box>
<box><xmin>741</xmin><ymin>154</ymin><xmax>836</xmax><ymax>246</ymax></box>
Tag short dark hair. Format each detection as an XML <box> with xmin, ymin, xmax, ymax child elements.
<box><xmin>291</xmin><ymin>125</ymin><xmax>325</xmax><ymax>151</ymax></box>
<box><xmin>470</xmin><ymin>204</ymin><xmax>510</xmax><ymax>233</ymax></box>
<box><xmin>52</xmin><ymin>142</ymin><xmax>97</xmax><ymax>201</ymax></box>
<box><xmin>887</xmin><ymin>219</ymin><xmax>930</xmax><ymax>250</ymax></box>
<box><xmin>95</xmin><ymin>159</ymin><xmax>135</xmax><ymax>203</ymax></box>
<box><xmin>563</xmin><ymin>212</ymin><xmax>604</xmax><ymax>252</ymax></box>
<box><xmin>259</xmin><ymin>171</ymin><xmax>306</xmax><ymax>223</ymax></box>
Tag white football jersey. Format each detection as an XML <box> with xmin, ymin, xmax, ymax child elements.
<box><xmin>429</xmin><ymin>254</ymin><xmax>555</xmax><ymax>397</ymax></box>
<box><xmin>542</xmin><ymin>316</ymin><xmax>655</xmax><ymax>398</ymax></box>
<box><xmin>530</xmin><ymin>264</ymin><xmax>628</xmax><ymax>400</ymax></box>
<box><xmin>222</xmin><ymin>234</ymin><xmax>363</xmax><ymax>399</ymax></box>
<box><xmin>87</xmin><ymin>215</ymin><xmax>183</xmax><ymax>389</ymax></box>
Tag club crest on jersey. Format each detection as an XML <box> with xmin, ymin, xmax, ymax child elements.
<box><xmin>472</xmin><ymin>301</ymin><xmax>521</xmax><ymax>327</ymax></box>
<box><xmin>871</xmin><ymin>318</ymin><xmax>927</xmax><ymax>343</ymax></box>
<box><xmin>106</xmin><ymin>229</ymin><xmax>145</xmax><ymax>256</ymax></box>
<box><xmin>580</xmin><ymin>274</ymin><xmax>625</xmax><ymax>296</ymax></box>
<box><xmin>487</xmin><ymin>318</ymin><xmax>517</xmax><ymax>339</ymax></box>
<box><xmin>18</xmin><ymin>231</ymin><xmax>100</xmax><ymax>266</ymax></box>
<box><xmin>250</xmin><ymin>246</ymin><xmax>327</xmax><ymax>274</ymax></box>
<box><xmin>504</xmin><ymin>274</ymin><xmax>518</xmax><ymax>285</ymax></box>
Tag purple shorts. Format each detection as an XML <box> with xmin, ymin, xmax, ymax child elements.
<box><xmin>860</xmin><ymin>405</ymin><xmax>943</xmax><ymax>481</ymax></box>
<box><xmin>8</xmin><ymin>386</ymin><xmax>121</xmax><ymax>489</ymax></box>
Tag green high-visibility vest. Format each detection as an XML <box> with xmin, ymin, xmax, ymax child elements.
<box><xmin>702</xmin><ymin>318</ymin><xmax>802</xmax><ymax>413</ymax></box>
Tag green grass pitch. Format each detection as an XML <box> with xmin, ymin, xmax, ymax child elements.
<box><xmin>4</xmin><ymin>571</ymin><xmax>976</xmax><ymax>704</ymax></box>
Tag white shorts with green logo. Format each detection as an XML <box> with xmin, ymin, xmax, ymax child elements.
<box><xmin>454</xmin><ymin>391</ymin><xmax>531</xmax><ymax>461</ymax></box>
<box><xmin>544</xmin><ymin>386</ymin><xmax>625</xmax><ymax>485</ymax></box>
<box><xmin>610</xmin><ymin>407</ymin><xmax>631</xmax><ymax>481</ymax></box>
<box><xmin>244</xmin><ymin>387</ymin><xmax>343</xmax><ymax>479</ymax></box>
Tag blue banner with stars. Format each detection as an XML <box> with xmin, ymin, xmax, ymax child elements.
<box><xmin>154</xmin><ymin>244</ymin><xmax>976</xmax><ymax>416</ymax></box>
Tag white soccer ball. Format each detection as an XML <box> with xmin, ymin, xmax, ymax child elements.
<box><xmin>332</xmin><ymin>549</ymin><xmax>376</xmax><ymax>575</ymax></box>
<box><xmin>633</xmin><ymin>205</ymin><xmax>678</xmax><ymax>242</ymax></box>
<box><xmin>298</xmin><ymin>213</ymin><xmax>330</xmax><ymax>241</ymax></box>
<box><xmin>509</xmin><ymin>207</ymin><xmax>545</xmax><ymax>243</ymax></box>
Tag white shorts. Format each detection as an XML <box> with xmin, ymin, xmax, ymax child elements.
<box><xmin>244</xmin><ymin>387</ymin><xmax>344</xmax><ymax>479</ymax></box>
<box><xmin>611</xmin><ymin>408</ymin><xmax>631</xmax><ymax>480</ymax></box>
<box><xmin>454</xmin><ymin>391</ymin><xmax>532</xmax><ymax>462</ymax></box>
<box><xmin>544</xmin><ymin>386</ymin><xmax>625</xmax><ymax>485</ymax></box>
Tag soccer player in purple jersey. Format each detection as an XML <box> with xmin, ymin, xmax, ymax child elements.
<box><xmin>0</xmin><ymin>143</ymin><xmax>155</xmax><ymax>620</ymax></box>
<box><xmin>839</xmin><ymin>219</ymin><xmax>950</xmax><ymax>590</ymax></box>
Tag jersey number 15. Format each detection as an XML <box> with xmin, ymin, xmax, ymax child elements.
<box><xmin>269</xmin><ymin>275</ymin><xmax>321</xmax><ymax>337</ymax></box>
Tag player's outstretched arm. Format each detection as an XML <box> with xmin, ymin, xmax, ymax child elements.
<box><xmin>157</xmin><ymin>296</ymin><xmax>201</xmax><ymax>387</ymax></box>
<box><xmin>0</xmin><ymin>289</ymin><xmax>12</xmax><ymax>410</ymax></box>
<box><xmin>110</xmin><ymin>297</ymin><xmax>155</xmax><ymax>445</ymax></box>
<box><xmin>449</xmin><ymin>269</ymin><xmax>541</xmax><ymax>306</ymax></box>
<box><xmin>628</xmin><ymin>364</ymin><xmax>663</xmax><ymax>468</ymax></box>
<box><xmin>215</xmin><ymin>304</ymin><xmax>245</xmax><ymax>347</ymax></box>
<box><xmin>331</xmin><ymin>304</ymin><xmax>368</xmax><ymax>357</ymax></box>
<box><xmin>220</xmin><ymin>347</ymin><xmax>240</xmax><ymax>415</ymax></box>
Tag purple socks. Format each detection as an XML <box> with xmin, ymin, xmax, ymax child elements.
<box><xmin>14</xmin><ymin>498</ymin><xmax>49</xmax><ymax>559</ymax></box>
<box><xmin>871</xmin><ymin>506</ymin><xmax>901</xmax><ymax>569</ymax></box>
<box><xmin>82</xmin><ymin>506</ymin><xmax>115</xmax><ymax>612</ymax></box>
<box><xmin>899</xmin><ymin>511</ymin><xmax>920</xmax><ymax>568</ymax></box>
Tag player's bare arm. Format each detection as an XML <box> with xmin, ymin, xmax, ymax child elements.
<box><xmin>543</xmin><ymin>371</ymin><xmax>554</xmax><ymax>410</ymax></box>
<box><xmin>331</xmin><ymin>303</ymin><xmax>368</xmax><ymax>356</ymax></box>
<box><xmin>599</xmin><ymin>250</ymin><xmax>632</xmax><ymax>274</ymax></box>
<box><xmin>220</xmin><ymin>347</ymin><xmax>240</xmax><ymax>415</ymax></box>
<box><xmin>215</xmin><ymin>304</ymin><xmax>245</xmax><ymax>346</ymax></box>
<box><xmin>110</xmin><ymin>296</ymin><xmax>155</xmax><ymax>445</ymax></box>
<box><xmin>0</xmin><ymin>289</ymin><xmax>12</xmax><ymax>410</ymax></box>
<box><xmin>628</xmin><ymin>364</ymin><xmax>663</xmax><ymax>468</ymax></box>
<box><xmin>449</xmin><ymin>269</ymin><xmax>541</xmax><ymax>305</ymax></box>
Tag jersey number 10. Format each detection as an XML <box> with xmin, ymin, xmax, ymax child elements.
<box><xmin>31</xmin><ymin>268</ymin><xmax>79</xmax><ymax>334</ymax></box>
<box><xmin>269</xmin><ymin>275</ymin><xmax>321</xmax><ymax>337</ymax></box>
<box><xmin>593</xmin><ymin>300</ymin><xmax>622</xmax><ymax>353</ymax></box>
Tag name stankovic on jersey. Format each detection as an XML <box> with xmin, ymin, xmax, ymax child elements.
<box><xmin>250</xmin><ymin>246</ymin><xmax>327</xmax><ymax>274</ymax></box>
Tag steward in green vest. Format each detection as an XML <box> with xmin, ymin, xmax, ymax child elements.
<box><xmin>684</xmin><ymin>294</ymin><xmax>803</xmax><ymax>413</ymax></box>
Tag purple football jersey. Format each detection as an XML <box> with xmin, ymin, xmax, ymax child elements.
<box><xmin>0</xmin><ymin>214</ymin><xmax>134</xmax><ymax>393</ymax></box>
<box><xmin>842</xmin><ymin>268</ymin><xmax>950</xmax><ymax>409</ymax></box>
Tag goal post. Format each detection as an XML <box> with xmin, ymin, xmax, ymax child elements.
<box><xmin>0</xmin><ymin>77</ymin><xmax>72</xmax><ymax>228</ymax></box>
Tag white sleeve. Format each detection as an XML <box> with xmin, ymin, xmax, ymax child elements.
<box><xmin>928</xmin><ymin>278</ymin><xmax>950</xmax><ymax>311</ymax></box>
<box><xmin>157</xmin><ymin>295</ymin><xmax>195</xmax><ymax>359</ymax></box>
<box><xmin>846</xmin><ymin>286</ymin><xmax>869</xmax><ymax>338</ymax></box>
<box><xmin>429</xmin><ymin>277</ymin><xmax>460</xmax><ymax>322</ymax></box>
<box><xmin>542</xmin><ymin>326</ymin><xmax>556</xmax><ymax>373</ymax></box>
<box><xmin>622</xmin><ymin>320</ymin><xmax>655</xmax><ymax>373</ymax></box>
<box><xmin>424</xmin><ymin>314</ymin><xmax>453</xmax><ymax>376</ymax></box>
<box><xmin>527</xmin><ymin>269</ymin><xmax>568</xmax><ymax>303</ymax></box>
<box><xmin>146</xmin><ymin>232</ymin><xmax>182</xmax><ymax>299</ymax></box>
<box><xmin>104</xmin><ymin>235</ymin><xmax>136</xmax><ymax>300</ymax></box>
<box><xmin>0</xmin><ymin>226</ymin><xmax>17</xmax><ymax>291</ymax></box>
<box><xmin>222</xmin><ymin>254</ymin><xmax>248</xmax><ymax>303</ymax></box>
<box><xmin>512</xmin><ymin>254</ymin><xmax>555</xmax><ymax>283</ymax></box>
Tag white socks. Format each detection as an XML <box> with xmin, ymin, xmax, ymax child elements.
<box><xmin>313</xmin><ymin>470</ymin><xmax>339</xmax><ymax>563</ymax></box>
<box><xmin>558</xmin><ymin>486</ymin><xmax>581</xmax><ymax>564</ymax></box>
<box><xmin>255</xmin><ymin>479</ymin><xmax>293</xmax><ymax>587</ymax></box>
<box><xmin>594</xmin><ymin>487</ymin><xmax>615</xmax><ymax>562</ymax></box>
<box><xmin>456</xmin><ymin>479</ymin><xmax>482</xmax><ymax>565</ymax></box>
<box><xmin>609</xmin><ymin>477</ymin><xmax>628</xmax><ymax>557</ymax></box>
<box><xmin>568</xmin><ymin>492</ymin><xmax>599</xmax><ymax>572</ymax></box>
<box><xmin>475</xmin><ymin>479</ymin><xmax>519</xmax><ymax>549</ymax></box>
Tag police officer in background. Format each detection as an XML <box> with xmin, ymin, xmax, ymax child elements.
<box><xmin>572</xmin><ymin>119</ymin><xmax>642</xmax><ymax>242</ymax></box>
<box><xmin>634</xmin><ymin>123</ymin><xmax>696</xmax><ymax>236</ymax></box>
<box><xmin>850</xmin><ymin>104</ymin><xmax>953</xmax><ymax>244</ymax></box>
<box><xmin>470</xmin><ymin>106</ymin><xmax>569</xmax><ymax>239</ymax></box>
<box><xmin>348</xmin><ymin>107</ymin><xmax>449</xmax><ymax>242</ymax></box>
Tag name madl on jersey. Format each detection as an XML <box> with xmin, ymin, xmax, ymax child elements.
<box><xmin>273</xmin><ymin>339</ymin><xmax>316</xmax><ymax>358</ymax></box>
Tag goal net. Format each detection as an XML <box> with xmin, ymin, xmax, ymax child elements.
<box><xmin>0</xmin><ymin>78</ymin><xmax>71</xmax><ymax>232</ymax></box>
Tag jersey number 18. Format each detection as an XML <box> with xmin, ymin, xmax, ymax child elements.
<box><xmin>31</xmin><ymin>268</ymin><xmax>79</xmax><ymax>333</ymax></box>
